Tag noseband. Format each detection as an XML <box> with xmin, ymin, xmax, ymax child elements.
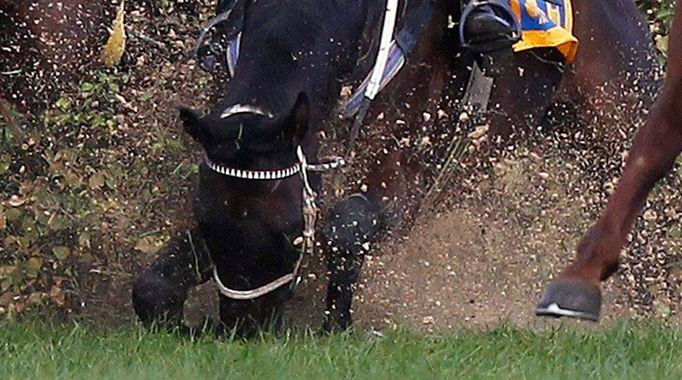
<box><xmin>205</xmin><ymin>149</ymin><xmax>344</xmax><ymax>180</ymax></box>
<box><xmin>207</xmin><ymin>146</ymin><xmax>345</xmax><ymax>300</ymax></box>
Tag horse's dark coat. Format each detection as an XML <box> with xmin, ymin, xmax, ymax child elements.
<box><xmin>136</xmin><ymin>0</ymin><xmax>386</xmax><ymax>334</ymax></box>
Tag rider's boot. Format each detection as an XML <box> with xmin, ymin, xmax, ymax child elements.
<box><xmin>460</xmin><ymin>0</ymin><xmax>522</xmax><ymax>53</ymax></box>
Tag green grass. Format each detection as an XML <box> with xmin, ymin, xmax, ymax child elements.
<box><xmin>0</xmin><ymin>321</ymin><xmax>680</xmax><ymax>379</ymax></box>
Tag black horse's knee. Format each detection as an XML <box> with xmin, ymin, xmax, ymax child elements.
<box><xmin>132</xmin><ymin>230</ymin><xmax>213</xmax><ymax>328</ymax></box>
<box><xmin>132</xmin><ymin>267</ymin><xmax>188</xmax><ymax>327</ymax></box>
<box><xmin>322</xmin><ymin>194</ymin><xmax>379</xmax><ymax>331</ymax></box>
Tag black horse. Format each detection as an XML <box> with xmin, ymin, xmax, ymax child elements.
<box><xmin>132</xmin><ymin>0</ymin><xmax>657</xmax><ymax>334</ymax></box>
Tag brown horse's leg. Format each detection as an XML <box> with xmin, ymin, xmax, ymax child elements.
<box><xmin>537</xmin><ymin>98</ymin><xmax>682</xmax><ymax>320</ymax></box>
<box><xmin>537</xmin><ymin>0</ymin><xmax>668</xmax><ymax>320</ymax></box>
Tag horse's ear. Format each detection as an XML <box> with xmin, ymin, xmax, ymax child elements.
<box><xmin>285</xmin><ymin>92</ymin><xmax>310</xmax><ymax>145</ymax></box>
<box><xmin>179</xmin><ymin>107</ymin><xmax>205</xmax><ymax>142</ymax></box>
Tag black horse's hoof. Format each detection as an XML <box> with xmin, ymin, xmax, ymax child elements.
<box><xmin>536</xmin><ymin>279</ymin><xmax>602</xmax><ymax>321</ymax></box>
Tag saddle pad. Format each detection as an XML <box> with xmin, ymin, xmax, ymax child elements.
<box><xmin>511</xmin><ymin>0</ymin><xmax>578</xmax><ymax>62</ymax></box>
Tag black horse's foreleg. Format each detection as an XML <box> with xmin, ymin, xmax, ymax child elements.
<box><xmin>321</xmin><ymin>193</ymin><xmax>380</xmax><ymax>331</ymax></box>
<box><xmin>132</xmin><ymin>228</ymin><xmax>213</xmax><ymax>329</ymax></box>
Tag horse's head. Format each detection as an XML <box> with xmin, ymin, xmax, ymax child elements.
<box><xmin>180</xmin><ymin>0</ymin><xmax>376</xmax><ymax>333</ymax></box>
<box><xmin>180</xmin><ymin>92</ymin><xmax>310</xmax><ymax>175</ymax></box>
<box><xmin>179</xmin><ymin>92</ymin><xmax>313</xmax><ymax>334</ymax></box>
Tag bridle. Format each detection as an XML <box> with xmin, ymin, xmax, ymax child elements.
<box><xmin>208</xmin><ymin>146</ymin><xmax>345</xmax><ymax>300</ymax></box>
<box><xmin>196</xmin><ymin>0</ymin><xmax>432</xmax><ymax>300</ymax></box>
<box><xmin>205</xmin><ymin>147</ymin><xmax>344</xmax><ymax>180</ymax></box>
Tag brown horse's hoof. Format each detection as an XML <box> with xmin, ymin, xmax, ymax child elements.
<box><xmin>535</xmin><ymin>279</ymin><xmax>602</xmax><ymax>321</ymax></box>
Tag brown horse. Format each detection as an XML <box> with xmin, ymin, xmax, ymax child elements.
<box><xmin>132</xmin><ymin>0</ymin><xmax>658</xmax><ymax>334</ymax></box>
<box><xmin>537</xmin><ymin>2</ymin><xmax>681</xmax><ymax>321</ymax></box>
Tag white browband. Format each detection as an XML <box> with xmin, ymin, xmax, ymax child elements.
<box><xmin>205</xmin><ymin>159</ymin><xmax>301</xmax><ymax>180</ymax></box>
<box><xmin>205</xmin><ymin>154</ymin><xmax>345</xmax><ymax>180</ymax></box>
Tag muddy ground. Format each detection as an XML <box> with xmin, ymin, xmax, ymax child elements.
<box><xmin>0</xmin><ymin>1</ymin><xmax>680</xmax><ymax>330</ymax></box>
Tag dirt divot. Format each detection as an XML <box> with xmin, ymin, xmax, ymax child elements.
<box><xmin>353</xmin><ymin>207</ymin><xmax>631</xmax><ymax>332</ymax></box>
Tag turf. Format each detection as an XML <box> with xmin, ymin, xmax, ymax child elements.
<box><xmin>1</xmin><ymin>321</ymin><xmax>680</xmax><ymax>379</ymax></box>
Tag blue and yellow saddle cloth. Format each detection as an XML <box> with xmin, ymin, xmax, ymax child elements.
<box><xmin>510</xmin><ymin>0</ymin><xmax>578</xmax><ymax>62</ymax></box>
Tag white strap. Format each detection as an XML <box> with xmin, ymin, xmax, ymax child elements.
<box><xmin>205</xmin><ymin>152</ymin><xmax>344</xmax><ymax>180</ymax></box>
<box><xmin>213</xmin><ymin>266</ymin><xmax>295</xmax><ymax>300</ymax></box>
<box><xmin>365</xmin><ymin>0</ymin><xmax>400</xmax><ymax>100</ymax></box>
